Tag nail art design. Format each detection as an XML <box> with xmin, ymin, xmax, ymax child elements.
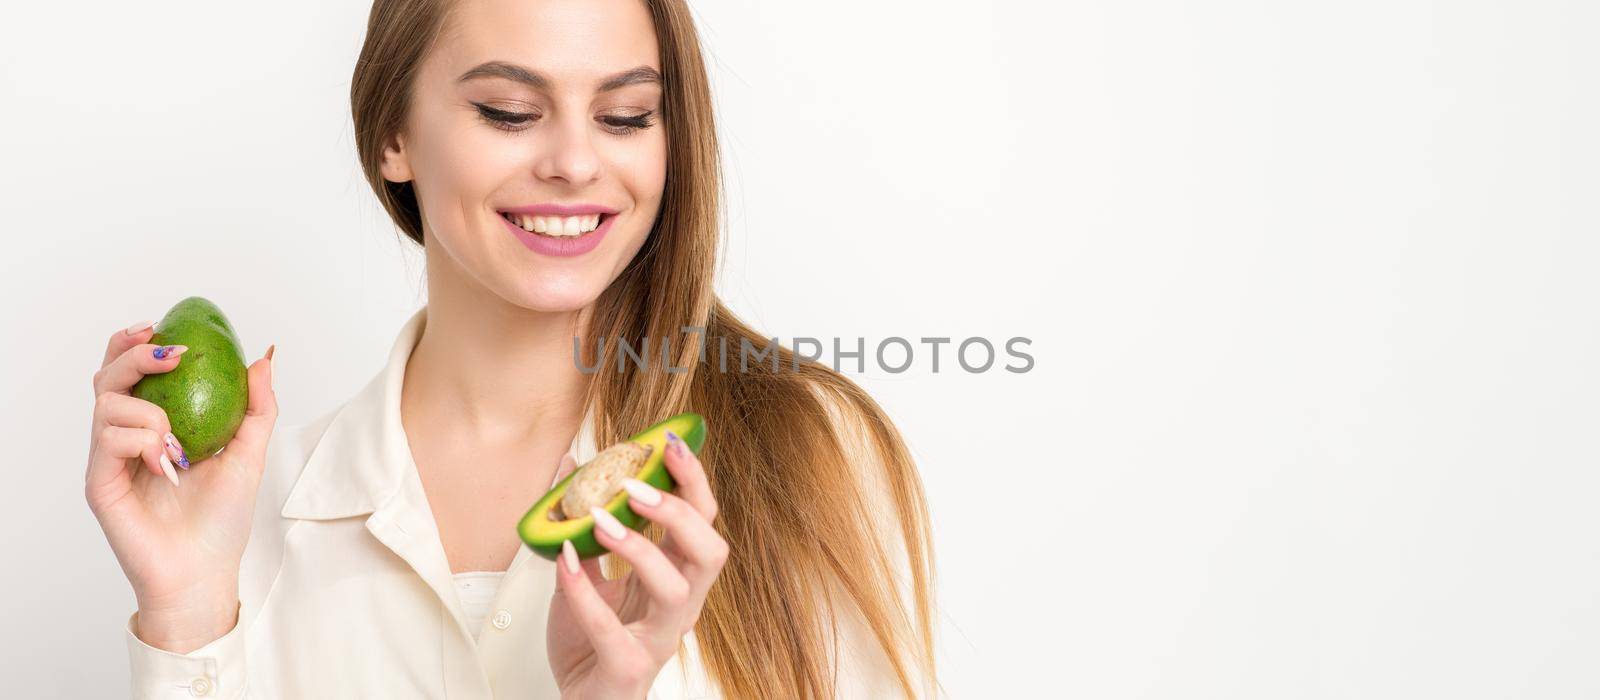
<box><xmin>164</xmin><ymin>432</ymin><xmax>191</xmax><ymax>470</ymax></box>
<box><xmin>152</xmin><ymin>345</ymin><xmax>187</xmax><ymax>360</ymax></box>
<box><xmin>665</xmin><ymin>429</ymin><xmax>683</xmax><ymax>455</ymax></box>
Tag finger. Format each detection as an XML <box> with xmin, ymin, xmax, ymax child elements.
<box><xmin>90</xmin><ymin>425</ymin><xmax>176</xmax><ymax>489</ymax></box>
<box><xmin>92</xmin><ymin>392</ymin><xmax>188</xmax><ymax>468</ymax></box>
<box><xmin>93</xmin><ymin>391</ymin><xmax>173</xmax><ymax>436</ymax></box>
<box><xmin>579</xmin><ymin>554</ymin><xmax>606</xmax><ymax>584</ymax></box>
<box><xmin>552</xmin><ymin>455</ymin><xmax>605</xmax><ymax>582</ymax></box>
<box><xmin>588</xmin><ymin>506</ymin><xmax>691</xmax><ymax>637</ymax></box>
<box><xmin>551</xmin><ymin>453</ymin><xmax>605</xmax><ymax>581</ymax></box>
<box><xmin>226</xmin><ymin>346</ymin><xmax>277</xmax><ymax>477</ymax></box>
<box><xmin>619</xmin><ymin>478</ymin><xmax>728</xmax><ymax>632</ymax></box>
<box><xmin>551</xmin><ymin>453</ymin><xmax>579</xmax><ymax>489</ymax></box>
<box><xmin>102</xmin><ymin>320</ymin><xmax>157</xmax><ymax>367</ymax></box>
<box><xmin>620</xmin><ymin>479</ymin><xmax>728</xmax><ymax>574</ymax></box>
<box><xmin>93</xmin><ymin>343</ymin><xmax>188</xmax><ymax>396</ymax></box>
<box><xmin>662</xmin><ymin>430</ymin><xmax>717</xmax><ymax>522</ymax></box>
<box><xmin>556</xmin><ymin>540</ymin><xmax>634</xmax><ymax>652</ymax></box>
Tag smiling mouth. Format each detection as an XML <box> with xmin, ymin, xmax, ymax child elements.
<box><xmin>500</xmin><ymin>211</ymin><xmax>612</xmax><ymax>238</ymax></box>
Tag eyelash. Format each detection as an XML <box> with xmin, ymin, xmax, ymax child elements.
<box><xmin>472</xmin><ymin>103</ymin><xmax>656</xmax><ymax>135</ymax></box>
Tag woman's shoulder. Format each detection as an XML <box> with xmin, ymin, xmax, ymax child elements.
<box><xmin>795</xmin><ymin>377</ymin><xmax>942</xmax><ymax>698</ymax></box>
<box><xmin>799</xmin><ymin>375</ymin><xmax>913</xmax><ymax>512</ymax></box>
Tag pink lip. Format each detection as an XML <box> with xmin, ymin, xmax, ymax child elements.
<box><xmin>499</xmin><ymin>203</ymin><xmax>620</xmax><ymax>216</ymax></box>
<box><xmin>501</xmin><ymin>211</ymin><xmax>614</xmax><ymax>257</ymax></box>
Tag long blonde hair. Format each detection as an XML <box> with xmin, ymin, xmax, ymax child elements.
<box><xmin>351</xmin><ymin>1</ymin><xmax>938</xmax><ymax>696</ymax></box>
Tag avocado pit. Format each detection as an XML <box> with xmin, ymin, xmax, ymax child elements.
<box><xmin>552</xmin><ymin>441</ymin><xmax>654</xmax><ymax>521</ymax></box>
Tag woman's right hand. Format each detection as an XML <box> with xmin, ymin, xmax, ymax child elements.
<box><xmin>84</xmin><ymin>320</ymin><xmax>278</xmax><ymax>653</ymax></box>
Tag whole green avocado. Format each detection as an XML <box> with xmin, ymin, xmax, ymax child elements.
<box><xmin>131</xmin><ymin>297</ymin><xmax>249</xmax><ymax>463</ymax></box>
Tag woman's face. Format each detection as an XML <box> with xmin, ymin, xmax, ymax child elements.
<box><xmin>381</xmin><ymin>0</ymin><xmax>667</xmax><ymax>312</ymax></box>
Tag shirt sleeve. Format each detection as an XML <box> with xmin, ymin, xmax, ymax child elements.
<box><xmin>125</xmin><ymin>601</ymin><xmax>248</xmax><ymax>699</ymax></box>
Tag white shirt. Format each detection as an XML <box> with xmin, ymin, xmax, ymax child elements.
<box><xmin>123</xmin><ymin>306</ymin><xmax>922</xmax><ymax>699</ymax></box>
<box><xmin>453</xmin><ymin>572</ymin><xmax>507</xmax><ymax>643</ymax></box>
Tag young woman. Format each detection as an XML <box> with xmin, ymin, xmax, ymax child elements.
<box><xmin>84</xmin><ymin>0</ymin><xmax>937</xmax><ymax>697</ymax></box>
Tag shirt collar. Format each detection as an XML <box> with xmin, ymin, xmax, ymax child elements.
<box><xmin>280</xmin><ymin>305</ymin><xmax>599</xmax><ymax>521</ymax></box>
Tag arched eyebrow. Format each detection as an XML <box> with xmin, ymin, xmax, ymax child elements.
<box><xmin>457</xmin><ymin>62</ymin><xmax>662</xmax><ymax>93</ymax></box>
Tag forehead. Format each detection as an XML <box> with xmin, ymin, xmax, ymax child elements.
<box><xmin>436</xmin><ymin>0</ymin><xmax>660</xmax><ymax>88</ymax></box>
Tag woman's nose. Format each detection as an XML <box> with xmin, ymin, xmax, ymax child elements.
<box><xmin>533</xmin><ymin>117</ymin><xmax>602</xmax><ymax>185</ymax></box>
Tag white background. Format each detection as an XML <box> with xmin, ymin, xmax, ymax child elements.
<box><xmin>2</xmin><ymin>1</ymin><xmax>1597</xmax><ymax>697</ymax></box>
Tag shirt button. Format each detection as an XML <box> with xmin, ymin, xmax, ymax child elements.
<box><xmin>491</xmin><ymin>609</ymin><xmax>512</xmax><ymax>630</ymax></box>
<box><xmin>189</xmin><ymin>677</ymin><xmax>213</xmax><ymax>696</ymax></box>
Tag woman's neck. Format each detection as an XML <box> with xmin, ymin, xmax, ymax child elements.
<box><xmin>402</xmin><ymin>250</ymin><xmax>592</xmax><ymax>446</ymax></box>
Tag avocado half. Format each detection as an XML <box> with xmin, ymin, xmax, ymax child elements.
<box><xmin>518</xmin><ymin>412</ymin><xmax>707</xmax><ymax>561</ymax></box>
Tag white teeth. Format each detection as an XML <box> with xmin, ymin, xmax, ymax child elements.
<box><xmin>506</xmin><ymin>212</ymin><xmax>604</xmax><ymax>237</ymax></box>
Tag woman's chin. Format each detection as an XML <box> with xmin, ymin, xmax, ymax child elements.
<box><xmin>500</xmin><ymin>277</ymin><xmax>605</xmax><ymax>313</ymax></box>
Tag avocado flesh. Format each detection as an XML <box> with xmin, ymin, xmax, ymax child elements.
<box><xmin>519</xmin><ymin>412</ymin><xmax>707</xmax><ymax>560</ymax></box>
<box><xmin>130</xmin><ymin>297</ymin><xmax>249</xmax><ymax>463</ymax></box>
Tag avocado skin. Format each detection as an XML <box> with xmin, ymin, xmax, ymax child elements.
<box><xmin>519</xmin><ymin>413</ymin><xmax>707</xmax><ymax>560</ymax></box>
<box><xmin>131</xmin><ymin>297</ymin><xmax>249</xmax><ymax>463</ymax></box>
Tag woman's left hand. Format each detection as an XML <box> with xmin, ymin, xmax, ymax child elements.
<box><xmin>546</xmin><ymin>431</ymin><xmax>729</xmax><ymax>700</ymax></box>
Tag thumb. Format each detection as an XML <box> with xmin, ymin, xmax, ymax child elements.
<box><xmin>555</xmin><ymin>453</ymin><xmax>578</xmax><ymax>479</ymax></box>
<box><xmin>552</xmin><ymin>453</ymin><xmax>607</xmax><ymax>584</ymax></box>
<box><xmin>555</xmin><ymin>548</ymin><xmax>609</xmax><ymax>589</ymax></box>
<box><xmin>551</xmin><ymin>453</ymin><xmax>578</xmax><ymax>487</ymax></box>
<box><xmin>227</xmin><ymin>344</ymin><xmax>278</xmax><ymax>474</ymax></box>
<box><xmin>580</xmin><ymin>556</ymin><xmax>607</xmax><ymax>584</ymax></box>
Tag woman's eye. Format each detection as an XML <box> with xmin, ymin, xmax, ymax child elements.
<box><xmin>599</xmin><ymin>111</ymin><xmax>657</xmax><ymax>135</ymax></box>
<box><xmin>473</xmin><ymin>103</ymin><xmax>537</xmax><ymax>132</ymax></box>
<box><xmin>473</xmin><ymin>103</ymin><xmax>656</xmax><ymax>136</ymax></box>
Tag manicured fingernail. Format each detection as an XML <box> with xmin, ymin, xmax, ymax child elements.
<box><xmin>665</xmin><ymin>429</ymin><xmax>683</xmax><ymax>454</ymax></box>
<box><xmin>561</xmin><ymin>540</ymin><xmax>580</xmax><ymax>575</ymax></box>
<box><xmin>266</xmin><ymin>344</ymin><xmax>276</xmax><ymax>364</ymax></box>
<box><xmin>590</xmin><ymin>506</ymin><xmax>627</xmax><ymax>540</ymax></box>
<box><xmin>621</xmin><ymin>478</ymin><xmax>661</xmax><ymax>507</ymax></box>
<box><xmin>153</xmin><ymin>345</ymin><xmax>188</xmax><ymax>360</ymax></box>
<box><xmin>163</xmin><ymin>433</ymin><xmax>190</xmax><ymax>470</ymax></box>
<box><xmin>160</xmin><ymin>454</ymin><xmax>180</xmax><ymax>487</ymax></box>
<box><xmin>124</xmin><ymin>320</ymin><xmax>155</xmax><ymax>335</ymax></box>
